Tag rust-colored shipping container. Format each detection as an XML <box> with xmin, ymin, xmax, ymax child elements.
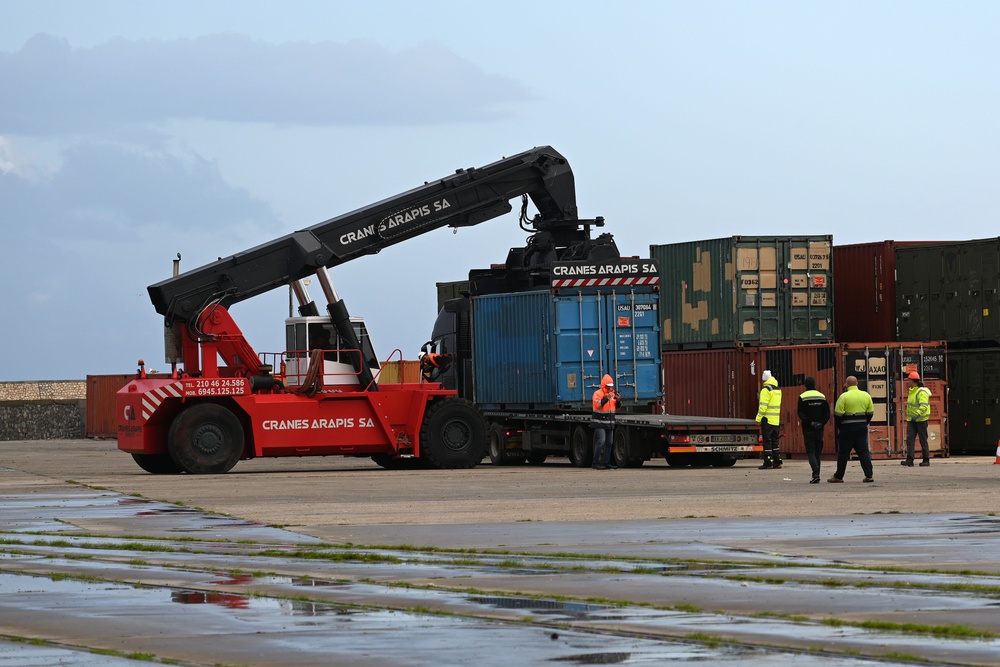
<box><xmin>838</xmin><ymin>341</ymin><xmax>948</xmax><ymax>459</ymax></box>
<box><xmin>661</xmin><ymin>344</ymin><xmax>839</xmax><ymax>458</ymax></box>
<box><xmin>87</xmin><ymin>373</ymin><xmax>173</xmax><ymax>438</ymax></box>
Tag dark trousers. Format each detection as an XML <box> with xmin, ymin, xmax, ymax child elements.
<box><xmin>803</xmin><ymin>429</ymin><xmax>824</xmax><ymax>479</ymax></box>
<box><xmin>761</xmin><ymin>422</ymin><xmax>781</xmax><ymax>465</ymax></box>
<box><xmin>834</xmin><ymin>428</ymin><xmax>873</xmax><ymax>479</ymax></box>
<box><xmin>905</xmin><ymin>420</ymin><xmax>929</xmax><ymax>462</ymax></box>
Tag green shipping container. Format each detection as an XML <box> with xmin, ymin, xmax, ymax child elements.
<box><xmin>651</xmin><ymin>235</ymin><xmax>834</xmax><ymax>349</ymax></box>
<box><xmin>436</xmin><ymin>280</ymin><xmax>470</xmax><ymax>313</ymax></box>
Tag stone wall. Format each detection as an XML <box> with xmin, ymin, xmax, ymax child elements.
<box><xmin>0</xmin><ymin>381</ymin><xmax>87</xmax><ymax>441</ymax></box>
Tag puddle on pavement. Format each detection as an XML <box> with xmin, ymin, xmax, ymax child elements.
<box><xmin>0</xmin><ymin>639</ymin><xmax>157</xmax><ymax>666</ymax></box>
<box><xmin>5</xmin><ymin>488</ymin><xmax>1000</xmax><ymax>665</ymax></box>
<box><xmin>0</xmin><ymin>571</ymin><xmax>946</xmax><ymax>666</ymax></box>
<box><xmin>0</xmin><ymin>490</ymin><xmax>323</xmax><ymax>543</ymax></box>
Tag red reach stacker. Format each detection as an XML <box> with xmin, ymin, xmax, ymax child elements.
<box><xmin>117</xmin><ymin>146</ymin><xmax>607</xmax><ymax>473</ymax></box>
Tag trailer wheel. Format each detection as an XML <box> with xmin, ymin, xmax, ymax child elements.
<box><xmin>488</xmin><ymin>423</ymin><xmax>515</xmax><ymax>466</ymax></box>
<box><xmin>569</xmin><ymin>425</ymin><xmax>593</xmax><ymax>468</ymax></box>
<box><xmin>168</xmin><ymin>404</ymin><xmax>244</xmax><ymax>474</ymax></box>
<box><xmin>419</xmin><ymin>398</ymin><xmax>487</xmax><ymax>469</ymax></box>
<box><xmin>131</xmin><ymin>453</ymin><xmax>182</xmax><ymax>475</ymax></box>
<box><xmin>612</xmin><ymin>430</ymin><xmax>644</xmax><ymax>468</ymax></box>
<box><xmin>665</xmin><ymin>454</ymin><xmax>690</xmax><ymax>467</ymax></box>
<box><xmin>525</xmin><ymin>452</ymin><xmax>547</xmax><ymax>465</ymax></box>
<box><xmin>712</xmin><ymin>454</ymin><xmax>739</xmax><ymax>467</ymax></box>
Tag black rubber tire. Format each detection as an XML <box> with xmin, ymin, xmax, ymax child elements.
<box><xmin>168</xmin><ymin>403</ymin><xmax>244</xmax><ymax>474</ymax></box>
<box><xmin>612</xmin><ymin>430</ymin><xmax>644</xmax><ymax>468</ymax></box>
<box><xmin>131</xmin><ymin>452</ymin><xmax>182</xmax><ymax>475</ymax></box>
<box><xmin>569</xmin><ymin>425</ymin><xmax>593</xmax><ymax>468</ymax></box>
<box><xmin>712</xmin><ymin>454</ymin><xmax>739</xmax><ymax>468</ymax></box>
<box><xmin>665</xmin><ymin>454</ymin><xmax>690</xmax><ymax>468</ymax></box>
<box><xmin>371</xmin><ymin>453</ymin><xmax>426</xmax><ymax>470</ymax></box>
<box><xmin>525</xmin><ymin>452</ymin><xmax>547</xmax><ymax>465</ymax></box>
<box><xmin>489</xmin><ymin>423</ymin><xmax>514</xmax><ymax>465</ymax></box>
<box><xmin>419</xmin><ymin>398</ymin><xmax>487</xmax><ymax>469</ymax></box>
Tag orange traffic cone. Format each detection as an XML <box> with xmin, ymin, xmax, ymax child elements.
<box><xmin>995</xmin><ymin>441</ymin><xmax>1000</xmax><ymax>465</ymax></box>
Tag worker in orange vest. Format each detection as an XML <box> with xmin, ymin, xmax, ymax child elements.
<box><xmin>591</xmin><ymin>374</ymin><xmax>620</xmax><ymax>470</ymax></box>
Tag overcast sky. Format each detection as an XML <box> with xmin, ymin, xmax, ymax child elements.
<box><xmin>2</xmin><ymin>1</ymin><xmax>998</xmax><ymax>381</ymax></box>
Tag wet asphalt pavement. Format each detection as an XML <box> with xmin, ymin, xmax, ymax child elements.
<box><xmin>1</xmin><ymin>441</ymin><xmax>1000</xmax><ymax>665</ymax></box>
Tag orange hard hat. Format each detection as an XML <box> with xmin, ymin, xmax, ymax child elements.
<box><xmin>908</xmin><ymin>371</ymin><xmax>921</xmax><ymax>381</ymax></box>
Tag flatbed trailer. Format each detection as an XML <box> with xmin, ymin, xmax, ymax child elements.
<box><xmin>483</xmin><ymin>410</ymin><xmax>762</xmax><ymax>468</ymax></box>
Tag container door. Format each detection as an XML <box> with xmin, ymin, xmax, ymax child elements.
<box><xmin>602</xmin><ymin>292</ymin><xmax>662</xmax><ymax>402</ymax></box>
<box><xmin>842</xmin><ymin>345</ymin><xmax>897</xmax><ymax>456</ymax></box>
<box><xmin>981</xmin><ymin>247</ymin><xmax>1000</xmax><ymax>340</ymax></box>
<box><xmin>786</xmin><ymin>239</ymin><xmax>833</xmax><ymax>342</ymax></box>
<box><xmin>733</xmin><ymin>241</ymin><xmax>783</xmax><ymax>343</ymax></box>
<box><xmin>553</xmin><ymin>293</ymin><xmax>605</xmax><ymax>404</ymax></box>
<box><xmin>472</xmin><ymin>292</ymin><xmax>553</xmax><ymax>406</ymax></box>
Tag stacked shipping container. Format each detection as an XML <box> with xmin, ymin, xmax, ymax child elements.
<box><xmin>655</xmin><ymin>235</ymin><xmax>959</xmax><ymax>461</ymax></box>
<box><xmin>888</xmin><ymin>237</ymin><xmax>1000</xmax><ymax>454</ymax></box>
<box><xmin>659</xmin><ymin>344</ymin><xmax>838</xmax><ymax>458</ymax></box>
<box><xmin>650</xmin><ymin>236</ymin><xmax>834</xmax><ymax>349</ymax></box>
<box><xmin>896</xmin><ymin>238</ymin><xmax>1000</xmax><ymax>344</ymax></box>
<box><xmin>838</xmin><ymin>342</ymin><xmax>948</xmax><ymax>459</ymax></box>
<box><xmin>948</xmin><ymin>348</ymin><xmax>1000</xmax><ymax>454</ymax></box>
<box><xmin>652</xmin><ymin>235</ymin><xmax>839</xmax><ymax>461</ymax></box>
<box><xmin>831</xmin><ymin>241</ymin><xmax>938</xmax><ymax>342</ymax></box>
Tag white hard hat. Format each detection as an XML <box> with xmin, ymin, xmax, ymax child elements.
<box><xmin>606</xmin><ymin>382</ymin><xmax>613</xmax><ymax>387</ymax></box>
<box><xmin>762</xmin><ymin>370</ymin><xmax>772</xmax><ymax>382</ymax></box>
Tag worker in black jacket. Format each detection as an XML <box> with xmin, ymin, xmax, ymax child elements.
<box><xmin>797</xmin><ymin>376</ymin><xmax>831</xmax><ymax>484</ymax></box>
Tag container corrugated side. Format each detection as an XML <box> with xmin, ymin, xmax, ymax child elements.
<box><xmin>552</xmin><ymin>290</ymin><xmax>661</xmax><ymax>407</ymax></box>
<box><xmin>839</xmin><ymin>341</ymin><xmax>948</xmax><ymax>458</ymax></box>
<box><xmin>473</xmin><ymin>289</ymin><xmax>662</xmax><ymax>410</ymax></box>
<box><xmin>662</xmin><ymin>344</ymin><xmax>839</xmax><ymax>457</ymax></box>
<box><xmin>947</xmin><ymin>346</ymin><xmax>1000</xmax><ymax>455</ymax></box>
<box><xmin>87</xmin><ymin>373</ymin><xmax>171</xmax><ymax>438</ymax></box>
<box><xmin>472</xmin><ymin>291</ymin><xmax>555</xmax><ymax>407</ymax></box>
<box><xmin>833</xmin><ymin>242</ymin><xmax>899</xmax><ymax>342</ymax></box>
<box><xmin>833</xmin><ymin>241</ymin><xmax>940</xmax><ymax>343</ymax></box>
<box><xmin>652</xmin><ymin>235</ymin><xmax>833</xmax><ymax>348</ymax></box>
<box><xmin>896</xmin><ymin>237</ymin><xmax>1000</xmax><ymax>343</ymax></box>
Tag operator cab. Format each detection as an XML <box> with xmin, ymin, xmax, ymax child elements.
<box><xmin>283</xmin><ymin>316</ymin><xmax>380</xmax><ymax>388</ymax></box>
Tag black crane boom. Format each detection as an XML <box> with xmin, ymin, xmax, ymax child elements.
<box><xmin>149</xmin><ymin>146</ymin><xmax>587</xmax><ymax>324</ymax></box>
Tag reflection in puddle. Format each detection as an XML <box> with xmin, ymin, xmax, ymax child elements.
<box><xmin>470</xmin><ymin>596</ymin><xmax>611</xmax><ymax>617</ymax></box>
<box><xmin>172</xmin><ymin>590</ymin><xmax>250</xmax><ymax>609</ymax></box>
<box><xmin>551</xmin><ymin>653</ymin><xmax>632</xmax><ymax>664</ymax></box>
<box><xmin>169</xmin><ymin>587</ymin><xmax>351</xmax><ymax>617</ymax></box>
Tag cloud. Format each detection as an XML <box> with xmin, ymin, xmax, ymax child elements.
<box><xmin>0</xmin><ymin>140</ymin><xmax>282</xmax><ymax>380</ymax></box>
<box><xmin>0</xmin><ymin>33</ymin><xmax>534</xmax><ymax>135</ymax></box>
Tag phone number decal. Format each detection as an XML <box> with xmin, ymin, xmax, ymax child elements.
<box><xmin>184</xmin><ymin>378</ymin><xmax>248</xmax><ymax>397</ymax></box>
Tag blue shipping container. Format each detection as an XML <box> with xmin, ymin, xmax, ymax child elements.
<box><xmin>472</xmin><ymin>289</ymin><xmax>661</xmax><ymax>410</ymax></box>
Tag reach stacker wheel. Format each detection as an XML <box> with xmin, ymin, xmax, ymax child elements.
<box><xmin>419</xmin><ymin>398</ymin><xmax>487</xmax><ymax>469</ymax></box>
<box><xmin>168</xmin><ymin>403</ymin><xmax>245</xmax><ymax>474</ymax></box>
